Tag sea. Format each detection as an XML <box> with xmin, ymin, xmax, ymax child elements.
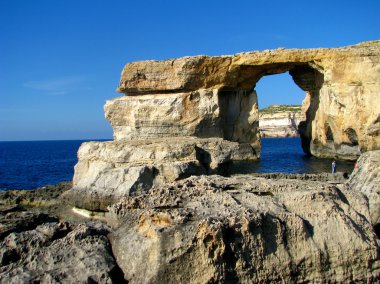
<box><xmin>0</xmin><ymin>138</ymin><xmax>355</xmax><ymax>190</ymax></box>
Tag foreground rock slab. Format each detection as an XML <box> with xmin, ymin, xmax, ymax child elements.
<box><xmin>348</xmin><ymin>150</ymin><xmax>380</xmax><ymax>230</ymax></box>
<box><xmin>0</xmin><ymin>183</ymin><xmax>125</xmax><ymax>284</ymax></box>
<box><xmin>107</xmin><ymin>175</ymin><xmax>380</xmax><ymax>283</ymax></box>
<box><xmin>0</xmin><ymin>221</ymin><xmax>121</xmax><ymax>283</ymax></box>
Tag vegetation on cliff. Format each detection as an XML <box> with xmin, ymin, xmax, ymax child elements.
<box><xmin>259</xmin><ymin>104</ymin><xmax>302</xmax><ymax>114</ymax></box>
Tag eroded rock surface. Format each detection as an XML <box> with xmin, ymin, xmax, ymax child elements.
<box><xmin>1</xmin><ymin>171</ymin><xmax>379</xmax><ymax>283</ymax></box>
<box><xmin>0</xmin><ymin>183</ymin><xmax>126</xmax><ymax>284</ymax></box>
<box><xmin>71</xmin><ymin>138</ymin><xmax>257</xmax><ymax>211</ymax></box>
<box><xmin>348</xmin><ymin>150</ymin><xmax>380</xmax><ymax>229</ymax></box>
<box><xmin>108</xmin><ymin>175</ymin><xmax>380</xmax><ymax>283</ymax></box>
<box><xmin>0</xmin><ymin>221</ymin><xmax>120</xmax><ymax>283</ymax></box>
<box><xmin>105</xmin><ymin>89</ymin><xmax>259</xmax><ymax>144</ymax></box>
<box><xmin>115</xmin><ymin>40</ymin><xmax>380</xmax><ymax>159</ymax></box>
<box><xmin>71</xmin><ymin>41</ymin><xmax>380</xmax><ymax>208</ymax></box>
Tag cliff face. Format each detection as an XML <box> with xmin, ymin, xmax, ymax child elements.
<box><xmin>259</xmin><ymin>105</ymin><xmax>304</xmax><ymax>138</ymax></box>
<box><xmin>71</xmin><ymin>40</ymin><xmax>380</xmax><ymax>209</ymax></box>
<box><xmin>115</xmin><ymin>40</ymin><xmax>380</xmax><ymax>160</ymax></box>
<box><xmin>63</xmin><ymin>41</ymin><xmax>380</xmax><ymax>282</ymax></box>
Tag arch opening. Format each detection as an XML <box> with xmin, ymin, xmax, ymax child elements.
<box><xmin>217</xmin><ymin>63</ymin><xmax>324</xmax><ymax>155</ymax></box>
<box><xmin>252</xmin><ymin>63</ymin><xmax>324</xmax><ymax>156</ymax></box>
<box><xmin>216</xmin><ymin>63</ymin><xmax>341</xmax><ymax>174</ymax></box>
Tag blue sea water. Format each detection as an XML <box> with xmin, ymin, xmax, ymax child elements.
<box><xmin>244</xmin><ymin>137</ymin><xmax>355</xmax><ymax>174</ymax></box>
<box><xmin>0</xmin><ymin>138</ymin><xmax>355</xmax><ymax>190</ymax></box>
<box><xmin>0</xmin><ymin>140</ymin><xmax>97</xmax><ymax>190</ymax></box>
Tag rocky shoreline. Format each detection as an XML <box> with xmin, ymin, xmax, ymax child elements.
<box><xmin>2</xmin><ymin>41</ymin><xmax>379</xmax><ymax>283</ymax></box>
<box><xmin>1</xmin><ymin>154</ymin><xmax>379</xmax><ymax>283</ymax></box>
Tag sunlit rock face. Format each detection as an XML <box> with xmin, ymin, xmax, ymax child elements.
<box><xmin>259</xmin><ymin>105</ymin><xmax>305</xmax><ymax>138</ymax></box>
<box><xmin>348</xmin><ymin>150</ymin><xmax>380</xmax><ymax>229</ymax></box>
<box><xmin>104</xmin><ymin>89</ymin><xmax>259</xmax><ymax>146</ymax></box>
<box><xmin>71</xmin><ymin>138</ymin><xmax>257</xmax><ymax>211</ymax></box>
<box><xmin>107</xmin><ymin>175</ymin><xmax>380</xmax><ymax>283</ymax></box>
<box><xmin>71</xmin><ymin>41</ymin><xmax>380</xmax><ymax>210</ymax></box>
<box><xmin>117</xmin><ymin>40</ymin><xmax>380</xmax><ymax>160</ymax></box>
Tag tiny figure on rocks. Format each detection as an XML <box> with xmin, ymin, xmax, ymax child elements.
<box><xmin>332</xmin><ymin>160</ymin><xmax>336</xmax><ymax>174</ymax></box>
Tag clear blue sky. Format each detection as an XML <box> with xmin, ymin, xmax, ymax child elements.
<box><xmin>1</xmin><ymin>0</ymin><xmax>379</xmax><ymax>141</ymax></box>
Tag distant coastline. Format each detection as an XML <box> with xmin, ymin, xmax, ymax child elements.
<box><xmin>259</xmin><ymin>105</ymin><xmax>304</xmax><ymax>138</ymax></box>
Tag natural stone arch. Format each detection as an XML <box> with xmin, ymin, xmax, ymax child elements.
<box><xmin>216</xmin><ymin>62</ymin><xmax>325</xmax><ymax>156</ymax></box>
<box><xmin>70</xmin><ymin>41</ymin><xmax>380</xmax><ymax>211</ymax></box>
<box><xmin>115</xmin><ymin>41</ymin><xmax>380</xmax><ymax>160</ymax></box>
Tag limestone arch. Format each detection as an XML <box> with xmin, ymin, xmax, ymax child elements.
<box><xmin>216</xmin><ymin>62</ymin><xmax>324</xmax><ymax>155</ymax></box>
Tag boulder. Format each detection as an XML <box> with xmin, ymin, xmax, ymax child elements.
<box><xmin>348</xmin><ymin>150</ymin><xmax>380</xmax><ymax>229</ymax></box>
<box><xmin>0</xmin><ymin>221</ymin><xmax>122</xmax><ymax>283</ymax></box>
<box><xmin>108</xmin><ymin>175</ymin><xmax>379</xmax><ymax>283</ymax></box>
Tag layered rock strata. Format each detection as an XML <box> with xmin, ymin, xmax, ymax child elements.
<box><xmin>71</xmin><ymin>138</ymin><xmax>256</xmax><ymax>211</ymax></box>
<box><xmin>116</xmin><ymin>40</ymin><xmax>380</xmax><ymax>159</ymax></box>
<box><xmin>72</xmin><ymin>40</ymin><xmax>380</xmax><ymax>210</ymax></box>
<box><xmin>259</xmin><ymin>105</ymin><xmax>304</xmax><ymax>138</ymax></box>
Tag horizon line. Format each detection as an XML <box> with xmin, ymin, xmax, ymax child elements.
<box><xmin>0</xmin><ymin>138</ymin><xmax>113</xmax><ymax>142</ymax></box>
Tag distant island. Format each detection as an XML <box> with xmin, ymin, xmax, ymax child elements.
<box><xmin>259</xmin><ymin>104</ymin><xmax>305</xmax><ymax>138</ymax></box>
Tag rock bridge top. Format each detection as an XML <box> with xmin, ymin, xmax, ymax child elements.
<box><xmin>117</xmin><ymin>40</ymin><xmax>380</xmax><ymax>95</ymax></box>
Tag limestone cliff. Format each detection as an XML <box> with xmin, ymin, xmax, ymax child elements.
<box><xmin>259</xmin><ymin>105</ymin><xmax>304</xmax><ymax>138</ymax></box>
<box><xmin>71</xmin><ymin>40</ymin><xmax>380</xmax><ymax>210</ymax></box>
<box><xmin>116</xmin><ymin>40</ymin><xmax>380</xmax><ymax>160</ymax></box>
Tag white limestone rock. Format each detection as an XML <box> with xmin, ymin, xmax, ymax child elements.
<box><xmin>70</xmin><ymin>138</ymin><xmax>258</xmax><ymax>210</ymax></box>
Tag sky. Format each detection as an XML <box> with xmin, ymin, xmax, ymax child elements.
<box><xmin>1</xmin><ymin>0</ymin><xmax>379</xmax><ymax>141</ymax></box>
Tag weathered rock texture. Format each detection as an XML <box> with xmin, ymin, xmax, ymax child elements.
<box><xmin>348</xmin><ymin>150</ymin><xmax>380</xmax><ymax>229</ymax></box>
<box><xmin>0</xmin><ymin>184</ymin><xmax>125</xmax><ymax>283</ymax></box>
<box><xmin>2</xmin><ymin>172</ymin><xmax>379</xmax><ymax>282</ymax></box>
<box><xmin>259</xmin><ymin>105</ymin><xmax>304</xmax><ymax>137</ymax></box>
<box><xmin>107</xmin><ymin>175</ymin><xmax>380</xmax><ymax>283</ymax></box>
<box><xmin>72</xmin><ymin>40</ymin><xmax>380</xmax><ymax>209</ymax></box>
<box><xmin>71</xmin><ymin>138</ymin><xmax>256</xmax><ymax>211</ymax></box>
<box><xmin>116</xmin><ymin>40</ymin><xmax>380</xmax><ymax>159</ymax></box>
<box><xmin>0</xmin><ymin>222</ymin><xmax>119</xmax><ymax>283</ymax></box>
